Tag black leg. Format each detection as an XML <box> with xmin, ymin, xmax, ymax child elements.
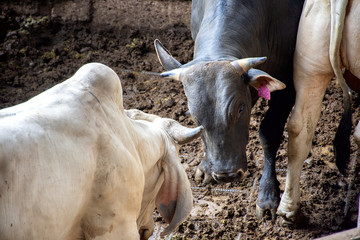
<box><xmin>256</xmin><ymin>78</ymin><xmax>295</xmax><ymax>220</ymax></box>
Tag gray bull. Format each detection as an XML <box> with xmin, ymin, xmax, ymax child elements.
<box><xmin>155</xmin><ymin>0</ymin><xmax>304</xmax><ymax>222</ymax></box>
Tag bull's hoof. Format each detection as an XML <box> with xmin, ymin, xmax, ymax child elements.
<box><xmin>256</xmin><ymin>205</ymin><xmax>277</xmax><ymax>221</ymax></box>
<box><xmin>255</xmin><ymin>180</ymin><xmax>280</xmax><ymax>221</ymax></box>
<box><xmin>277</xmin><ymin>208</ymin><xmax>308</xmax><ymax>228</ymax></box>
<box><xmin>195</xmin><ymin>166</ymin><xmax>213</xmax><ymax>186</ymax></box>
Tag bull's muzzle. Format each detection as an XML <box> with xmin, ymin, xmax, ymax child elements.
<box><xmin>212</xmin><ymin>169</ymin><xmax>245</xmax><ymax>183</ymax></box>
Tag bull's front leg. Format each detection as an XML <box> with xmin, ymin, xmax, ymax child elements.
<box><xmin>256</xmin><ymin>87</ymin><xmax>295</xmax><ymax>220</ymax></box>
<box><xmin>255</xmin><ymin>141</ymin><xmax>280</xmax><ymax>220</ymax></box>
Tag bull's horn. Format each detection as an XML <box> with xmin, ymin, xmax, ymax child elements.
<box><xmin>163</xmin><ymin>120</ymin><xmax>203</xmax><ymax>144</ymax></box>
<box><xmin>231</xmin><ymin>57</ymin><xmax>267</xmax><ymax>72</ymax></box>
<box><xmin>160</xmin><ymin>68</ymin><xmax>184</xmax><ymax>81</ymax></box>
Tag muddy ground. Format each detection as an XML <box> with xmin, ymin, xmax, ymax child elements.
<box><xmin>1</xmin><ymin>0</ymin><xmax>359</xmax><ymax>239</ymax></box>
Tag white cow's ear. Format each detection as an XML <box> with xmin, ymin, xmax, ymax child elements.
<box><xmin>125</xmin><ymin>109</ymin><xmax>158</xmax><ymax>121</ymax></box>
<box><xmin>155</xmin><ymin>151</ymin><xmax>193</xmax><ymax>237</ymax></box>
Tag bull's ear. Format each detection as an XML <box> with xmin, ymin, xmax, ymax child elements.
<box><xmin>154</xmin><ymin>39</ymin><xmax>182</xmax><ymax>70</ymax></box>
<box><xmin>155</xmin><ymin>151</ymin><xmax>193</xmax><ymax>237</ymax></box>
<box><xmin>246</xmin><ymin>68</ymin><xmax>286</xmax><ymax>100</ymax></box>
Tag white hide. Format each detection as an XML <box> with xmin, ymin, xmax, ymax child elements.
<box><xmin>278</xmin><ymin>0</ymin><xmax>360</xmax><ymax>221</ymax></box>
<box><xmin>0</xmin><ymin>63</ymin><xmax>194</xmax><ymax>240</ymax></box>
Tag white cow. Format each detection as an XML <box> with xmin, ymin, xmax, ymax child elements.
<box><xmin>0</xmin><ymin>63</ymin><xmax>203</xmax><ymax>239</ymax></box>
<box><xmin>277</xmin><ymin>0</ymin><xmax>360</xmax><ymax>225</ymax></box>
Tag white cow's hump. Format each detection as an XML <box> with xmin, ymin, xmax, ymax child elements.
<box><xmin>71</xmin><ymin>63</ymin><xmax>122</xmax><ymax>98</ymax></box>
<box><xmin>0</xmin><ymin>63</ymin><xmax>122</xmax><ymax>134</ymax></box>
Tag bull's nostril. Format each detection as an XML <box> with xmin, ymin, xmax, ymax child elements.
<box><xmin>240</xmin><ymin>170</ymin><xmax>245</xmax><ymax>179</ymax></box>
<box><xmin>231</xmin><ymin>169</ymin><xmax>245</xmax><ymax>180</ymax></box>
<box><xmin>212</xmin><ymin>172</ymin><xmax>221</xmax><ymax>182</ymax></box>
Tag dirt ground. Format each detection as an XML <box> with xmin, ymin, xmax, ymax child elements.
<box><xmin>1</xmin><ymin>0</ymin><xmax>359</xmax><ymax>239</ymax></box>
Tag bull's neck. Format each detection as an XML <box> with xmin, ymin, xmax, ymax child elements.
<box><xmin>191</xmin><ymin>0</ymin><xmax>264</xmax><ymax>63</ymax></box>
<box><xmin>193</xmin><ymin>23</ymin><xmax>251</xmax><ymax>61</ymax></box>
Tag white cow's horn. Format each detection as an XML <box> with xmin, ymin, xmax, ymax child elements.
<box><xmin>231</xmin><ymin>57</ymin><xmax>267</xmax><ymax>72</ymax></box>
<box><xmin>163</xmin><ymin>120</ymin><xmax>203</xmax><ymax>144</ymax></box>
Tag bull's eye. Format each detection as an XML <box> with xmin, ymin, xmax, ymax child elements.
<box><xmin>236</xmin><ymin>104</ymin><xmax>244</xmax><ymax>120</ymax></box>
<box><xmin>240</xmin><ymin>74</ymin><xmax>245</xmax><ymax>81</ymax></box>
<box><xmin>230</xmin><ymin>103</ymin><xmax>245</xmax><ymax>123</ymax></box>
<box><xmin>238</xmin><ymin>105</ymin><xmax>244</xmax><ymax>114</ymax></box>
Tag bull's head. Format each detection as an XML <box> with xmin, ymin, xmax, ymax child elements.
<box><xmin>155</xmin><ymin>39</ymin><xmax>285</xmax><ymax>183</ymax></box>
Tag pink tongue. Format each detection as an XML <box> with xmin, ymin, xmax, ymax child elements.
<box><xmin>258</xmin><ymin>84</ymin><xmax>270</xmax><ymax>100</ymax></box>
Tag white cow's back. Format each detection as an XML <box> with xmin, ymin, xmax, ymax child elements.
<box><xmin>0</xmin><ymin>63</ymin><xmax>144</xmax><ymax>239</ymax></box>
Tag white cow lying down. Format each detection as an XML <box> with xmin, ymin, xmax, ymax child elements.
<box><xmin>0</xmin><ymin>63</ymin><xmax>203</xmax><ymax>240</ymax></box>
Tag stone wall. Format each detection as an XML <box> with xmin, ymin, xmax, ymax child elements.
<box><xmin>0</xmin><ymin>0</ymin><xmax>191</xmax><ymax>31</ymax></box>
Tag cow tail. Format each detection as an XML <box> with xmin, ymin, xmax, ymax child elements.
<box><xmin>329</xmin><ymin>0</ymin><xmax>351</xmax><ymax>174</ymax></box>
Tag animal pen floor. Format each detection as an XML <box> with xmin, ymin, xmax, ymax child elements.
<box><xmin>0</xmin><ymin>0</ymin><xmax>359</xmax><ymax>239</ymax></box>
